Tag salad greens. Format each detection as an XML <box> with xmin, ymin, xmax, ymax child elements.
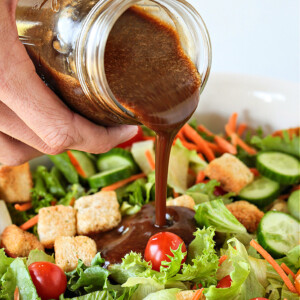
<box><xmin>251</xmin><ymin>131</ymin><xmax>300</xmax><ymax>158</ymax></box>
<box><xmin>194</xmin><ymin>200</ymin><xmax>247</xmax><ymax>234</ymax></box>
<box><xmin>1</xmin><ymin>119</ymin><xmax>300</xmax><ymax>300</ymax></box>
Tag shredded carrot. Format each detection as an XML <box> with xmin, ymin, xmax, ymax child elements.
<box><xmin>192</xmin><ymin>288</ymin><xmax>204</xmax><ymax>300</ymax></box>
<box><xmin>250</xmin><ymin>168</ymin><xmax>260</xmax><ymax>177</ymax></box>
<box><xmin>143</xmin><ymin>136</ymin><xmax>156</xmax><ymax>141</ymax></box>
<box><xmin>196</xmin><ymin>171</ymin><xmax>206</xmax><ymax>184</ymax></box>
<box><xmin>237</xmin><ymin>123</ymin><xmax>247</xmax><ymax>136</ymax></box>
<box><xmin>180</xmin><ymin>139</ymin><xmax>198</xmax><ymax>150</ymax></box>
<box><xmin>250</xmin><ymin>240</ymin><xmax>297</xmax><ymax>293</ymax></box>
<box><xmin>214</xmin><ymin>136</ymin><xmax>237</xmax><ymax>155</ymax></box>
<box><xmin>234</xmin><ymin>133</ymin><xmax>257</xmax><ymax>155</ymax></box>
<box><xmin>230</xmin><ymin>133</ymin><xmax>238</xmax><ymax>147</ymax></box>
<box><xmin>198</xmin><ymin>153</ymin><xmax>205</xmax><ymax>161</ymax></box>
<box><xmin>14</xmin><ymin>202</ymin><xmax>32</xmax><ymax>212</ymax></box>
<box><xmin>20</xmin><ymin>215</ymin><xmax>39</xmax><ymax>231</ymax></box>
<box><xmin>145</xmin><ymin>150</ymin><xmax>155</xmax><ymax>171</ymax></box>
<box><xmin>226</xmin><ymin>125</ymin><xmax>257</xmax><ymax>155</ymax></box>
<box><xmin>281</xmin><ymin>263</ymin><xmax>296</xmax><ymax>279</ymax></box>
<box><xmin>206</xmin><ymin>142</ymin><xmax>220</xmax><ymax>153</ymax></box>
<box><xmin>14</xmin><ymin>287</ymin><xmax>19</xmax><ymax>300</ymax></box>
<box><xmin>67</xmin><ymin>150</ymin><xmax>86</xmax><ymax>177</ymax></box>
<box><xmin>69</xmin><ymin>197</ymin><xmax>76</xmax><ymax>207</ymax></box>
<box><xmin>227</xmin><ymin>113</ymin><xmax>238</xmax><ymax>133</ymax></box>
<box><xmin>197</xmin><ymin>125</ymin><xmax>214</xmax><ymax>137</ymax></box>
<box><xmin>102</xmin><ymin>173</ymin><xmax>146</xmax><ymax>191</ymax></box>
<box><xmin>218</xmin><ymin>255</ymin><xmax>228</xmax><ymax>266</ymax></box>
<box><xmin>182</xmin><ymin>124</ymin><xmax>215</xmax><ymax>161</ymax></box>
<box><xmin>173</xmin><ymin>190</ymin><xmax>180</xmax><ymax>198</ymax></box>
<box><xmin>188</xmin><ymin>168</ymin><xmax>197</xmax><ymax>177</ymax></box>
<box><xmin>177</xmin><ymin>130</ymin><xmax>185</xmax><ymax>140</ymax></box>
<box><xmin>51</xmin><ymin>200</ymin><xmax>57</xmax><ymax>206</ymax></box>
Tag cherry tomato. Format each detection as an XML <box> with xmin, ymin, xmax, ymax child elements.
<box><xmin>214</xmin><ymin>186</ymin><xmax>227</xmax><ymax>196</ymax></box>
<box><xmin>216</xmin><ymin>275</ymin><xmax>232</xmax><ymax>288</ymax></box>
<box><xmin>28</xmin><ymin>262</ymin><xmax>67</xmax><ymax>300</ymax></box>
<box><xmin>144</xmin><ymin>232</ymin><xmax>187</xmax><ymax>271</ymax></box>
<box><xmin>249</xmin><ymin>298</ymin><xmax>270</xmax><ymax>300</ymax></box>
<box><xmin>117</xmin><ymin>126</ymin><xmax>144</xmax><ymax>148</ymax></box>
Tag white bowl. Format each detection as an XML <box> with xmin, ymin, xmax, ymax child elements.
<box><xmin>195</xmin><ymin>73</ymin><xmax>299</xmax><ymax>134</ymax></box>
<box><xmin>30</xmin><ymin>73</ymin><xmax>299</xmax><ymax>169</ymax></box>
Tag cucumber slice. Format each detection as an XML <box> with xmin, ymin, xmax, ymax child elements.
<box><xmin>131</xmin><ymin>140</ymin><xmax>155</xmax><ymax>175</ymax></box>
<box><xmin>288</xmin><ymin>190</ymin><xmax>300</xmax><ymax>220</ymax></box>
<box><xmin>238</xmin><ymin>176</ymin><xmax>280</xmax><ymax>207</ymax></box>
<box><xmin>97</xmin><ymin>148</ymin><xmax>138</xmax><ymax>174</ymax></box>
<box><xmin>69</xmin><ymin>150</ymin><xmax>96</xmax><ymax>178</ymax></box>
<box><xmin>257</xmin><ymin>211</ymin><xmax>300</xmax><ymax>258</ymax></box>
<box><xmin>88</xmin><ymin>166</ymin><xmax>132</xmax><ymax>189</ymax></box>
<box><xmin>256</xmin><ymin>151</ymin><xmax>300</xmax><ymax>185</ymax></box>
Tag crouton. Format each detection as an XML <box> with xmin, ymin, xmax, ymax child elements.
<box><xmin>38</xmin><ymin>205</ymin><xmax>76</xmax><ymax>248</ymax></box>
<box><xmin>226</xmin><ymin>201</ymin><xmax>264</xmax><ymax>233</ymax></box>
<box><xmin>75</xmin><ymin>191</ymin><xmax>121</xmax><ymax>235</ymax></box>
<box><xmin>54</xmin><ymin>236</ymin><xmax>97</xmax><ymax>272</ymax></box>
<box><xmin>0</xmin><ymin>163</ymin><xmax>32</xmax><ymax>203</ymax></box>
<box><xmin>167</xmin><ymin>195</ymin><xmax>195</xmax><ymax>210</ymax></box>
<box><xmin>204</xmin><ymin>153</ymin><xmax>254</xmax><ymax>193</ymax></box>
<box><xmin>176</xmin><ymin>290</ymin><xmax>205</xmax><ymax>300</ymax></box>
<box><xmin>1</xmin><ymin>225</ymin><xmax>44</xmax><ymax>257</ymax></box>
<box><xmin>269</xmin><ymin>199</ymin><xmax>289</xmax><ymax>213</ymax></box>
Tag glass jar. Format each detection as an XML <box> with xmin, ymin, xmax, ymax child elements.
<box><xmin>16</xmin><ymin>0</ymin><xmax>211</xmax><ymax>126</ymax></box>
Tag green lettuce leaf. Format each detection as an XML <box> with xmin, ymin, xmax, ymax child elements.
<box><xmin>251</xmin><ymin>131</ymin><xmax>300</xmax><ymax>158</ymax></box>
<box><xmin>60</xmin><ymin>290</ymin><xmax>114</xmax><ymax>300</ymax></box>
<box><xmin>27</xmin><ymin>249</ymin><xmax>55</xmax><ymax>266</ymax></box>
<box><xmin>194</xmin><ymin>199</ymin><xmax>246</xmax><ymax>234</ymax></box>
<box><xmin>144</xmin><ymin>288</ymin><xmax>180</xmax><ymax>300</ymax></box>
<box><xmin>66</xmin><ymin>253</ymin><xmax>109</xmax><ymax>296</ymax></box>
<box><xmin>174</xmin><ymin>227</ymin><xmax>219</xmax><ymax>285</ymax></box>
<box><xmin>187</xmin><ymin>180</ymin><xmax>234</xmax><ymax>204</ymax></box>
<box><xmin>216</xmin><ymin>239</ymin><xmax>265</xmax><ymax>299</ymax></box>
<box><xmin>0</xmin><ymin>249</ymin><xmax>14</xmax><ymax>279</ymax></box>
<box><xmin>280</xmin><ymin>245</ymin><xmax>300</xmax><ymax>272</ymax></box>
<box><xmin>109</xmin><ymin>252</ymin><xmax>156</xmax><ymax>285</ymax></box>
<box><xmin>59</xmin><ymin>184</ymin><xmax>85</xmax><ymax>206</ymax></box>
<box><xmin>122</xmin><ymin>277</ymin><xmax>164</xmax><ymax>300</ymax></box>
<box><xmin>0</xmin><ymin>258</ymin><xmax>39</xmax><ymax>300</ymax></box>
<box><xmin>204</xmin><ymin>240</ymin><xmax>250</xmax><ymax>300</ymax></box>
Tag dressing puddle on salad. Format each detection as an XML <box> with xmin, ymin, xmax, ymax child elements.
<box><xmin>93</xmin><ymin>6</ymin><xmax>201</xmax><ymax>262</ymax></box>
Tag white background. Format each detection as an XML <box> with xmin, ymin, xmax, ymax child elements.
<box><xmin>187</xmin><ymin>0</ymin><xmax>300</xmax><ymax>83</ymax></box>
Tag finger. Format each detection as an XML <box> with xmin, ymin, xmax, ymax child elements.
<box><xmin>0</xmin><ymin>132</ymin><xmax>41</xmax><ymax>166</ymax></box>
<box><xmin>0</xmin><ymin>101</ymin><xmax>55</xmax><ymax>154</ymax></box>
<box><xmin>0</xmin><ymin>8</ymin><xmax>138</xmax><ymax>154</ymax></box>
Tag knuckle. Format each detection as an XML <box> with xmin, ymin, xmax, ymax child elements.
<box><xmin>42</xmin><ymin>128</ymin><xmax>74</xmax><ymax>154</ymax></box>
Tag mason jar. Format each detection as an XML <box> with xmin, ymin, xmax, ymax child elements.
<box><xmin>16</xmin><ymin>0</ymin><xmax>212</xmax><ymax>127</ymax></box>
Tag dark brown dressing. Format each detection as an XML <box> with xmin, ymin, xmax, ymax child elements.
<box><xmin>90</xmin><ymin>204</ymin><xmax>196</xmax><ymax>266</ymax></box>
<box><xmin>105</xmin><ymin>7</ymin><xmax>201</xmax><ymax>228</ymax></box>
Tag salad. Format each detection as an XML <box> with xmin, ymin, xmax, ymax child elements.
<box><xmin>0</xmin><ymin>113</ymin><xmax>299</xmax><ymax>300</ymax></box>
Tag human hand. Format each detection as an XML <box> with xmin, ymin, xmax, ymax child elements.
<box><xmin>0</xmin><ymin>0</ymin><xmax>138</xmax><ymax>166</ymax></box>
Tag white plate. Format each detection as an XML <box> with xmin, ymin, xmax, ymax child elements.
<box><xmin>30</xmin><ymin>73</ymin><xmax>299</xmax><ymax>168</ymax></box>
<box><xmin>195</xmin><ymin>73</ymin><xmax>299</xmax><ymax>134</ymax></box>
